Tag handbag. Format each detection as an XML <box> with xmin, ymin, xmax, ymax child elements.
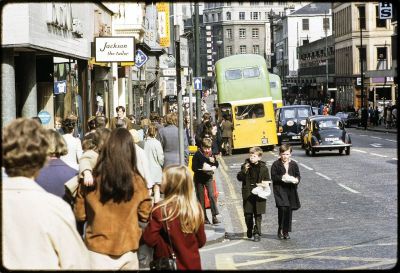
<box><xmin>149</xmin><ymin>208</ymin><xmax>177</xmax><ymax>271</ymax></box>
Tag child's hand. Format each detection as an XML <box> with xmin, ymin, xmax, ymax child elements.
<box><xmin>209</xmin><ymin>157</ymin><xmax>215</xmax><ymax>163</ymax></box>
<box><xmin>244</xmin><ymin>163</ymin><xmax>250</xmax><ymax>171</ymax></box>
<box><xmin>83</xmin><ymin>170</ymin><xmax>94</xmax><ymax>187</ymax></box>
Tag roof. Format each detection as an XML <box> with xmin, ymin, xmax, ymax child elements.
<box><xmin>309</xmin><ymin>115</ymin><xmax>341</xmax><ymax>122</ymax></box>
<box><xmin>290</xmin><ymin>3</ymin><xmax>331</xmax><ymax>15</ymax></box>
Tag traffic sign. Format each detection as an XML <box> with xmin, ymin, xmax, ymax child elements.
<box><xmin>135</xmin><ymin>49</ymin><xmax>148</xmax><ymax>68</ymax></box>
<box><xmin>38</xmin><ymin>110</ymin><xmax>51</xmax><ymax>125</ymax></box>
<box><xmin>194</xmin><ymin>77</ymin><xmax>202</xmax><ymax>90</ymax></box>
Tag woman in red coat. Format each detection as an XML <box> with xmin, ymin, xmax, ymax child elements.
<box><xmin>142</xmin><ymin>165</ymin><xmax>207</xmax><ymax>270</ymax></box>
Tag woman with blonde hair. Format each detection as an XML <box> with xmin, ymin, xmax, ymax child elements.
<box><xmin>142</xmin><ymin>165</ymin><xmax>206</xmax><ymax>270</ymax></box>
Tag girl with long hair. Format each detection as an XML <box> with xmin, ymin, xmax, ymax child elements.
<box><xmin>74</xmin><ymin>128</ymin><xmax>152</xmax><ymax>270</ymax></box>
<box><xmin>142</xmin><ymin>165</ymin><xmax>206</xmax><ymax>270</ymax></box>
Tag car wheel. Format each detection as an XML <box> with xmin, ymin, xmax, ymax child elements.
<box><xmin>345</xmin><ymin>147</ymin><xmax>350</xmax><ymax>155</ymax></box>
<box><xmin>339</xmin><ymin>148</ymin><xmax>344</xmax><ymax>154</ymax></box>
<box><xmin>311</xmin><ymin>148</ymin><xmax>316</xmax><ymax>156</ymax></box>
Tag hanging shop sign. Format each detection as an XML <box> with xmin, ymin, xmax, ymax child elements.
<box><xmin>54</xmin><ymin>80</ymin><xmax>67</xmax><ymax>94</ymax></box>
<box><xmin>156</xmin><ymin>2</ymin><xmax>170</xmax><ymax>47</ymax></box>
<box><xmin>95</xmin><ymin>37</ymin><xmax>135</xmax><ymax>62</ymax></box>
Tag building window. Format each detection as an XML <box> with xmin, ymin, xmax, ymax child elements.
<box><xmin>218</xmin><ymin>12</ymin><xmax>222</xmax><ymax>21</ymax></box>
<box><xmin>239</xmin><ymin>12</ymin><xmax>245</xmax><ymax>20</ymax></box>
<box><xmin>302</xmin><ymin>19</ymin><xmax>309</xmax><ymax>30</ymax></box>
<box><xmin>226</xmin><ymin>29</ymin><xmax>232</xmax><ymax>39</ymax></box>
<box><xmin>240</xmin><ymin>45</ymin><xmax>247</xmax><ymax>54</ymax></box>
<box><xmin>226</xmin><ymin>46</ymin><xmax>232</xmax><ymax>56</ymax></box>
<box><xmin>376</xmin><ymin>47</ymin><xmax>387</xmax><ymax>70</ymax></box>
<box><xmin>358</xmin><ymin>6</ymin><xmax>366</xmax><ymax>29</ymax></box>
<box><xmin>239</xmin><ymin>2</ymin><xmax>243</xmax><ymax>5</ymax></box>
<box><xmin>250</xmin><ymin>2</ymin><xmax>259</xmax><ymax>5</ymax></box>
<box><xmin>376</xmin><ymin>6</ymin><xmax>387</xmax><ymax>28</ymax></box>
<box><xmin>226</xmin><ymin>12</ymin><xmax>231</xmax><ymax>20</ymax></box>
<box><xmin>252</xmin><ymin>28</ymin><xmax>259</xmax><ymax>38</ymax></box>
<box><xmin>205</xmin><ymin>14</ymin><xmax>209</xmax><ymax>23</ymax></box>
<box><xmin>226</xmin><ymin>2</ymin><xmax>231</xmax><ymax>6</ymax></box>
<box><xmin>253</xmin><ymin>45</ymin><xmax>260</xmax><ymax>54</ymax></box>
<box><xmin>239</xmin><ymin>28</ymin><xmax>246</xmax><ymax>38</ymax></box>
<box><xmin>212</xmin><ymin>14</ymin><xmax>215</xmax><ymax>22</ymax></box>
<box><xmin>250</xmin><ymin>12</ymin><xmax>261</xmax><ymax>20</ymax></box>
<box><xmin>323</xmin><ymin>17</ymin><xmax>329</xmax><ymax>31</ymax></box>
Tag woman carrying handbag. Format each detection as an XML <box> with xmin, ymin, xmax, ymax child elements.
<box><xmin>142</xmin><ymin>165</ymin><xmax>207</xmax><ymax>270</ymax></box>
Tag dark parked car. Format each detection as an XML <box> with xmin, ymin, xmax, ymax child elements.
<box><xmin>275</xmin><ymin>105</ymin><xmax>313</xmax><ymax>144</ymax></box>
<box><xmin>301</xmin><ymin>115</ymin><xmax>352</xmax><ymax>156</ymax></box>
<box><xmin>335</xmin><ymin>112</ymin><xmax>360</xmax><ymax>127</ymax></box>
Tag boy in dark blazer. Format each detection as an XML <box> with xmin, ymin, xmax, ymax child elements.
<box><xmin>237</xmin><ymin>147</ymin><xmax>271</xmax><ymax>242</ymax></box>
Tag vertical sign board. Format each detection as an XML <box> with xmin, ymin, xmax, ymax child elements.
<box><xmin>180</xmin><ymin>37</ymin><xmax>189</xmax><ymax>67</ymax></box>
<box><xmin>95</xmin><ymin>37</ymin><xmax>135</xmax><ymax>62</ymax></box>
<box><xmin>379</xmin><ymin>2</ymin><xmax>392</xmax><ymax>19</ymax></box>
<box><xmin>156</xmin><ymin>2</ymin><xmax>170</xmax><ymax>47</ymax></box>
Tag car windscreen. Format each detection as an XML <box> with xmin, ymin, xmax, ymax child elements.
<box><xmin>282</xmin><ymin>108</ymin><xmax>311</xmax><ymax>119</ymax></box>
<box><xmin>317</xmin><ymin>119</ymin><xmax>341</xmax><ymax>129</ymax></box>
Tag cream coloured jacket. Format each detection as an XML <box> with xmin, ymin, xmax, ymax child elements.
<box><xmin>2</xmin><ymin>176</ymin><xmax>90</xmax><ymax>270</ymax></box>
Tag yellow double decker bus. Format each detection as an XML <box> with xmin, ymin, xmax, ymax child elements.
<box><xmin>215</xmin><ymin>54</ymin><xmax>278</xmax><ymax>150</ymax></box>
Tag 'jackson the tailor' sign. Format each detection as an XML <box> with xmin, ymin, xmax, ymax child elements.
<box><xmin>95</xmin><ymin>37</ymin><xmax>135</xmax><ymax>62</ymax></box>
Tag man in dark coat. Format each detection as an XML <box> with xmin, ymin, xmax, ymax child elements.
<box><xmin>237</xmin><ymin>147</ymin><xmax>270</xmax><ymax>242</ymax></box>
<box><xmin>271</xmin><ymin>144</ymin><xmax>301</xmax><ymax>240</ymax></box>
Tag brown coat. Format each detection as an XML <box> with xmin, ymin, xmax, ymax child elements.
<box><xmin>74</xmin><ymin>173</ymin><xmax>152</xmax><ymax>256</ymax></box>
<box><xmin>220</xmin><ymin>120</ymin><xmax>233</xmax><ymax>138</ymax></box>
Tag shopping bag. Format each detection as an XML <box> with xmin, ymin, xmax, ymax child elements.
<box><xmin>204</xmin><ymin>179</ymin><xmax>219</xmax><ymax>209</ymax></box>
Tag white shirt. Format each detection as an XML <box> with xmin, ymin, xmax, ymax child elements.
<box><xmin>61</xmin><ymin>133</ymin><xmax>83</xmax><ymax>170</ymax></box>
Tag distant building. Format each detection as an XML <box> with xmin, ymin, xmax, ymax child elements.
<box><xmin>298</xmin><ymin>35</ymin><xmax>335</xmax><ymax>102</ymax></box>
<box><xmin>273</xmin><ymin>2</ymin><xmax>332</xmax><ymax>98</ymax></box>
<box><xmin>333</xmin><ymin>2</ymin><xmax>397</xmax><ymax>110</ymax></box>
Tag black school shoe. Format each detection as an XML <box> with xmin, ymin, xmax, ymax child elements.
<box><xmin>283</xmin><ymin>232</ymin><xmax>290</xmax><ymax>239</ymax></box>
<box><xmin>246</xmin><ymin>229</ymin><xmax>253</xmax><ymax>239</ymax></box>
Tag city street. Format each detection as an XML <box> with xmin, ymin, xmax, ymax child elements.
<box><xmin>200</xmin><ymin>128</ymin><xmax>397</xmax><ymax>270</ymax></box>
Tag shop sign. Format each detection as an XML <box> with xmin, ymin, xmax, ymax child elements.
<box><xmin>165</xmin><ymin>95</ymin><xmax>177</xmax><ymax>103</ymax></box>
<box><xmin>156</xmin><ymin>2</ymin><xmax>170</xmax><ymax>47</ymax></box>
<box><xmin>95</xmin><ymin>37</ymin><xmax>135</xmax><ymax>62</ymax></box>
<box><xmin>54</xmin><ymin>80</ymin><xmax>67</xmax><ymax>94</ymax></box>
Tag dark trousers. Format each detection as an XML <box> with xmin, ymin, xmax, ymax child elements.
<box><xmin>195</xmin><ymin>177</ymin><xmax>219</xmax><ymax>218</ymax></box>
<box><xmin>278</xmin><ymin>206</ymin><xmax>292</xmax><ymax>232</ymax></box>
<box><xmin>222</xmin><ymin>137</ymin><xmax>232</xmax><ymax>155</ymax></box>
<box><xmin>245</xmin><ymin>213</ymin><xmax>262</xmax><ymax>235</ymax></box>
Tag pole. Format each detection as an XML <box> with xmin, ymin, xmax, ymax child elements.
<box><xmin>325</xmin><ymin>11</ymin><xmax>329</xmax><ymax>101</ymax></box>
<box><xmin>360</xmin><ymin>17</ymin><xmax>364</xmax><ymax>110</ymax></box>
<box><xmin>175</xmin><ymin>25</ymin><xmax>184</xmax><ymax>165</ymax></box>
<box><xmin>127</xmin><ymin>66</ymin><xmax>133</xmax><ymax>115</ymax></box>
<box><xmin>188</xmin><ymin>68</ymin><xmax>194</xmax><ymax>145</ymax></box>
<box><xmin>194</xmin><ymin>3</ymin><xmax>202</xmax><ymax>124</ymax></box>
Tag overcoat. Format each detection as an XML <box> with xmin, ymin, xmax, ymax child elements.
<box><xmin>158</xmin><ymin>125</ymin><xmax>189</xmax><ymax>167</ymax></box>
<box><xmin>237</xmin><ymin>159</ymin><xmax>270</xmax><ymax>214</ymax></box>
<box><xmin>270</xmin><ymin>159</ymin><xmax>301</xmax><ymax>210</ymax></box>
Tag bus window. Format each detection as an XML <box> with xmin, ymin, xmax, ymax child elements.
<box><xmin>243</xmin><ymin>67</ymin><xmax>260</xmax><ymax>78</ymax></box>
<box><xmin>235</xmin><ymin>104</ymin><xmax>264</xmax><ymax>120</ymax></box>
<box><xmin>225</xmin><ymin>69</ymin><xmax>242</xmax><ymax>80</ymax></box>
<box><xmin>270</xmin><ymin>81</ymin><xmax>277</xmax><ymax>88</ymax></box>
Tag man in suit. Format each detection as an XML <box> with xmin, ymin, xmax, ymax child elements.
<box><xmin>220</xmin><ymin>114</ymin><xmax>233</xmax><ymax>156</ymax></box>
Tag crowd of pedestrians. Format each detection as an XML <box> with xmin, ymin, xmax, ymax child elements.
<box><xmin>2</xmin><ymin>104</ymin><xmax>302</xmax><ymax>270</ymax></box>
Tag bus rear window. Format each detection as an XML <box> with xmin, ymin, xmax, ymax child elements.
<box><xmin>270</xmin><ymin>82</ymin><xmax>277</xmax><ymax>88</ymax></box>
<box><xmin>225</xmin><ymin>69</ymin><xmax>242</xmax><ymax>80</ymax></box>
<box><xmin>243</xmin><ymin>67</ymin><xmax>260</xmax><ymax>78</ymax></box>
<box><xmin>235</xmin><ymin>104</ymin><xmax>264</xmax><ymax>120</ymax></box>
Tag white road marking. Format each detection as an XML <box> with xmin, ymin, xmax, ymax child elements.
<box><xmin>392</xmin><ymin>158</ymin><xmax>398</xmax><ymax>160</ymax></box>
<box><xmin>352</xmin><ymin>149</ymin><xmax>367</xmax><ymax>153</ymax></box>
<box><xmin>359</xmin><ymin>134</ymin><xmax>368</xmax><ymax>136</ymax></box>
<box><xmin>338</xmin><ymin>183</ymin><xmax>360</xmax><ymax>194</ymax></box>
<box><xmin>384</xmin><ymin>139</ymin><xmax>397</xmax><ymax>142</ymax></box>
<box><xmin>370</xmin><ymin>136</ymin><xmax>382</xmax><ymax>139</ymax></box>
<box><xmin>299</xmin><ymin>163</ymin><xmax>313</xmax><ymax>171</ymax></box>
<box><xmin>370</xmin><ymin>143</ymin><xmax>383</xmax><ymax>148</ymax></box>
<box><xmin>315</xmin><ymin>172</ymin><xmax>332</xmax><ymax>180</ymax></box>
<box><xmin>369</xmin><ymin>153</ymin><xmax>388</xmax><ymax>158</ymax></box>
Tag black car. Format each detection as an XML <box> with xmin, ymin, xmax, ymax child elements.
<box><xmin>275</xmin><ymin>105</ymin><xmax>313</xmax><ymax>144</ymax></box>
<box><xmin>335</xmin><ymin>112</ymin><xmax>361</xmax><ymax>127</ymax></box>
<box><xmin>301</xmin><ymin>115</ymin><xmax>352</xmax><ymax>156</ymax></box>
